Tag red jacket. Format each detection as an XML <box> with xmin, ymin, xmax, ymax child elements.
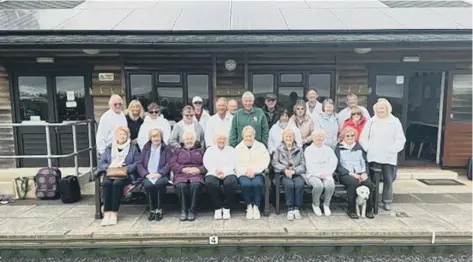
<box><xmin>342</xmin><ymin>116</ymin><xmax>367</xmax><ymax>142</ymax></box>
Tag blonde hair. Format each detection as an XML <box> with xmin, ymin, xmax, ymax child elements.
<box><xmin>216</xmin><ymin>97</ymin><xmax>228</xmax><ymax>104</ymax></box>
<box><xmin>213</xmin><ymin>131</ymin><xmax>228</xmax><ymax>145</ymax></box>
<box><xmin>311</xmin><ymin>128</ymin><xmax>326</xmax><ymax>139</ymax></box>
<box><xmin>108</xmin><ymin>94</ymin><xmax>124</xmax><ymax>109</ymax></box>
<box><xmin>112</xmin><ymin>126</ymin><xmax>130</xmax><ymax>147</ymax></box>
<box><xmin>373</xmin><ymin>98</ymin><xmax>392</xmax><ymax>114</ymax></box>
<box><xmin>242</xmin><ymin>125</ymin><xmax>255</xmax><ymax>136</ymax></box>
<box><xmin>126</xmin><ymin>100</ymin><xmax>145</xmax><ymax>119</ymax></box>
<box><xmin>339</xmin><ymin>126</ymin><xmax>358</xmax><ymax>142</ymax></box>
<box><xmin>281</xmin><ymin>128</ymin><xmax>295</xmax><ymax>143</ymax></box>
<box><xmin>350</xmin><ymin>106</ymin><xmax>362</xmax><ymax>119</ymax></box>
<box><xmin>148</xmin><ymin>128</ymin><xmax>163</xmax><ymax>141</ymax></box>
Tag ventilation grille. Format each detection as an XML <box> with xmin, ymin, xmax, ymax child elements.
<box><xmin>0</xmin><ymin>0</ymin><xmax>84</xmax><ymax>9</ymax></box>
<box><xmin>381</xmin><ymin>1</ymin><xmax>472</xmax><ymax>8</ymax></box>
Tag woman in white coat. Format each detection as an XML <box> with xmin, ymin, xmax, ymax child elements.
<box><xmin>359</xmin><ymin>98</ymin><xmax>406</xmax><ymax>211</ymax></box>
<box><xmin>137</xmin><ymin>103</ymin><xmax>171</xmax><ymax>150</ymax></box>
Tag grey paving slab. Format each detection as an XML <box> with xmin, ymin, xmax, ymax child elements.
<box><xmin>449</xmin><ymin>193</ymin><xmax>473</xmax><ymax>203</ymax></box>
<box><xmin>59</xmin><ymin>205</ymin><xmax>96</xmax><ymax>218</ymax></box>
<box><xmin>412</xmin><ymin>193</ymin><xmax>463</xmax><ymax>203</ymax></box>
<box><xmin>268</xmin><ymin>212</ymin><xmax>317</xmax><ymax>233</ymax></box>
<box><xmin>356</xmin><ymin>214</ymin><xmax>411</xmax><ymax>232</ymax></box>
<box><xmin>436</xmin><ymin>215</ymin><xmax>472</xmax><ymax>231</ymax></box>
<box><xmin>0</xmin><ymin>205</ymin><xmax>36</xmax><ymax>217</ymax></box>
<box><xmin>0</xmin><ymin>217</ymin><xmax>53</xmax><ymax>235</ymax></box>
<box><xmin>415</xmin><ymin>203</ymin><xmax>471</xmax><ymax>216</ymax></box>
<box><xmin>391</xmin><ymin>203</ymin><xmax>434</xmax><ymax>214</ymax></box>
<box><xmin>392</xmin><ymin>194</ymin><xmax>423</xmax><ymax>203</ymax></box>
<box><xmin>222</xmin><ymin>216</ymin><xmax>277</xmax><ymax>234</ymax></box>
<box><xmin>34</xmin><ymin>217</ymin><xmax>95</xmax><ymax>233</ymax></box>
<box><xmin>19</xmin><ymin>205</ymin><xmax>73</xmax><ymax>218</ymax></box>
<box><xmin>308</xmin><ymin>214</ymin><xmax>363</xmax><ymax>231</ymax></box>
<box><xmin>398</xmin><ymin>213</ymin><xmax>459</xmax><ymax>231</ymax></box>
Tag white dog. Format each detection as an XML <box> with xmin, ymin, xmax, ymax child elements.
<box><xmin>355</xmin><ymin>185</ymin><xmax>370</xmax><ymax>218</ymax></box>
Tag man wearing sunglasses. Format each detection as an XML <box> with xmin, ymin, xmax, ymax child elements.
<box><xmin>263</xmin><ymin>93</ymin><xmax>283</xmax><ymax>129</ymax></box>
<box><xmin>96</xmin><ymin>94</ymin><xmax>128</xmax><ymax>156</ymax></box>
<box><xmin>338</xmin><ymin>93</ymin><xmax>371</xmax><ymax>127</ymax></box>
<box><xmin>192</xmin><ymin>96</ymin><xmax>211</xmax><ymax>131</ymax></box>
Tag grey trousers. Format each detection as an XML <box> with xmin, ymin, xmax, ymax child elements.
<box><xmin>378</xmin><ymin>163</ymin><xmax>396</xmax><ymax>203</ymax></box>
<box><xmin>307</xmin><ymin>176</ymin><xmax>335</xmax><ymax>206</ymax></box>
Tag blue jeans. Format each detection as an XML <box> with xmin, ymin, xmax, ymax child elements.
<box><xmin>238</xmin><ymin>174</ymin><xmax>264</xmax><ymax>207</ymax></box>
<box><xmin>281</xmin><ymin>175</ymin><xmax>305</xmax><ymax>208</ymax></box>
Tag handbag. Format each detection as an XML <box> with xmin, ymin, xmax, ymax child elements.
<box><xmin>106</xmin><ymin>167</ymin><xmax>128</xmax><ymax>179</ymax></box>
<box><xmin>13</xmin><ymin>176</ymin><xmax>36</xmax><ymax>200</ymax></box>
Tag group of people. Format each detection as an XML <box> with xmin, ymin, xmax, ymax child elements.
<box><xmin>95</xmin><ymin>89</ymin><xmax>406</xmax><ymax>226</ymax></box>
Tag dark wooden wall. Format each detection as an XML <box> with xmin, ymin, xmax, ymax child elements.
<box><xmin>0</xmin><ymin>66</ymin><xmax>15</xmax><ymax>168</ymax></box>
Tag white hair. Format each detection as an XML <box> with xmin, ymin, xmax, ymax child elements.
<box><xmin>241</xmin><ymin>91</ymin><xmax>255</xmax><ymax>101</ymax></box>
<box><xmin>311</xmin><ymin>128</ymin><xmax>326</xmax><ymax>137</ymax></box>
<box><xmin>242</xmin><ymin>125</ymin><xmax>256</xmax><ymax>136</ymax></box>
<box><xmin>108</xmin><ymin>94</ymin><xmax>123</xmax><ymax>108</ymax></box>
<box><xmin>183</xmin><ymin>130</ymin><xmax>197</xmax><ymax>140</ymax></box>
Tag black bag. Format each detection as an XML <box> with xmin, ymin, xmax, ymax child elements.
<box><xmin>59</xmin><ymin>176</ymin><xmax>81</xmax><ymax>203</ymax></box>
<box><xmin>467</xmin><ymin>156</ymin><xmax>472</xmax><ymax>181</ymax></box>
<box><xmin>35</xmin><ymin>167</ymin><xmax>62</xmax><ymax>200</ymax></box>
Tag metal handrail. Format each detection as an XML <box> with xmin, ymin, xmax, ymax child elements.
<box><xmin>0</xmin><ymin>120</ymin><xmax>96</xmax><ymax>178</ymax></box>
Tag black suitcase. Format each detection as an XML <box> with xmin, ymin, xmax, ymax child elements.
<box><xmin>59</xmin><ymin>176</ymin><xmax>81</xmax><ymax>204</ymax></box>
<box><xmin>35</xmin><ymin>167</ymin><xmax>62</xmax><ymax>200</ymax></box>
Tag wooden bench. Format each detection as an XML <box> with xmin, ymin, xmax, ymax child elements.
<box><xmin>94</xmin><ymin>169</ymin><xmax>272</xmax><ymax>219</ymax></box>
<box><xmin>273</xmin><ymin>167</ymin><xmax>380</xmax><ymax>215</ymax></box>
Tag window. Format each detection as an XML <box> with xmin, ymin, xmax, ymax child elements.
<box><xmin>187</xmin><ymin>75</ymin><xmax>210</xmax><ymax>109</ymax></box>
<box><xmin>157</xmin><ymin>87</ymin><xmax>184</xmax><ymax>122</ymax></box>
<box><xmin>280</xmin><ymin>73</ymin><xmax>302</xmax><ymax>83</ymax></box>
<box><xmin>252</xmin><ymin>74</ymin><xmax>274</xmax><ymax>108</ymax></box>
<box><xmin>18</xmin><ymin>76</ymin><xmax>48</xmax><ymax>122</ymax></box>
<box><xmin>158</xmin><ymin>74</ymin><xmax>180</xmax><ymax>84</ymax></box>
<box><xmin>451</xmin><ymin>74</ymin><xmax>472</xmax><ymax>123</ymax></box>
<box><xmin>309</xmin><ymin>74</ymin><xmax>331</xmax><ymax>100</ymax></box>
<box><xmin>130</xmin><ymin>74</ymin><xmax>153</xmax><ymax>110</ymax></box>
<box><xmin>375</xmin><ymin>75</ymin><xmax>404</xmax><ymax>98</ymax></box>
<box><xmin>55</xmin><ymin>76</ymin><xmax>86</xmax><ymax>122</ymax></box>
<box><xmin>278</xmin><ymin>86</ymin><xmax>304</xmax><ymax>113</ymax></box>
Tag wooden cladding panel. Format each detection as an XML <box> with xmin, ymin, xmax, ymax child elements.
<box><xmin>336</xmin><ymin>64</ymin><xmax>370</xmax><ymax>110</ymax></box>
<box><xmin>92</xmin><ymin>68</ymin><xmax>123</xmax><ymax>121</ymax></box>
<box><xmin>216</xmin><ymin>55</ymin><xmax>246</xmax><ymax>99</ymax></box>
<box><xmin>0</xmin><ymin>66</ymin><xmax>15</xmax><ymax>168</ymax></box>
<box><xmin>443</xmin><ymin>125</ymin><xmax>472</xmax><ymax>167</ymax></box>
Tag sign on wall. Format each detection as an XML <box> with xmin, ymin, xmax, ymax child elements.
<box><xmin>98</xmin><ymin>73</ymin><xmax>114</xmax><ymax>82</ymax></box>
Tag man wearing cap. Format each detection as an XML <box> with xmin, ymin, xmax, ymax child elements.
<box><xmin>192</xmin><ymin>96</ymin><xmax>211</xmax><ymax>130</ymax></box>
<box><xmin>263</xmin><ymin>93</ymin><xmax>283</xmax><ymax>129</ymax></box>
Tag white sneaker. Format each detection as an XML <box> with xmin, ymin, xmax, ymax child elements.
<box><xmin>100</xmin><ymin>213</ymin><xmax>110</xmax><ymax>227</ymax></box>
<box><xmin>253</xmin><ymin>205</ymin><xmax>261</xmax><ymax>220</ymax></box>
<box><xmin>222</xmin><ymin>208</ymin><xmax>231</xmax><ymax>220</ymax></box>
<box><xmin>312</xmin><ymin>204</ymin><xmax>322</xmax><ymax>217</ymax></box>
<box><xmin>294</xmin><ymin>208</ymin><xmax>302</xmax><ymax>220</ymax></box>
<box><xmin>286</xmin><ymin>210</ymin><xmax>295</xmax><ymax>221</ymax></box>
<box><xmin>108</xmin><ymin>213</ymin><xmax>117</xmax><ymax>225</ymax></box>
<box><xmin>214</xmin><ymin>209</ymin><xmax>223</xmax><ymax>220</ymax></box>
<box><xmin>324</xmin><ymin>205</ymin><xmax>332</xmax><ymax>216</ymax></box>
<box><xmin>246</xmin><ymin>204</ymin><xmax>254</xmax><ymax>219</ymax></box>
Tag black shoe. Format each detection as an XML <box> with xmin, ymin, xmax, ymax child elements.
<box><xmin>179</xmin><ymin>210</ymin><xmax>187</xmax><ymax>221</ymax></box>
<box><xmin>187</xmin><ymin>210</ymin><xmax>196</xmax><ymax>221</ymax></box>
<box><xmin>348</xmin><ymin>212</ymin><xmax>359</xmax><ymax>219</ymax></box>
<box><xmin>155</xmin><ymin>210</ymin><xmax>163</xmax><ymax>221</ymax></box>
<box><xmin>147</xmin><ymin>212</ymin><xmax>156</xmax><ymax>221</ymax></box>
<box><xmin>366</xmin><ymin>211</ymin><xmax>374</xmax><ymax>219</ymax></box>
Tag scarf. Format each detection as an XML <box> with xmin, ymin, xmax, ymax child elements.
<box><xmin>111</xmin><ymin>138</ymin><xmax>131</xmax><ymax>166</ymax></box>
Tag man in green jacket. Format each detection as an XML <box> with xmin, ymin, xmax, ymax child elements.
<box><xmin>229</xmin><ymin>91</ymin><xmax>269</xmax><ymax>147</ymax></box>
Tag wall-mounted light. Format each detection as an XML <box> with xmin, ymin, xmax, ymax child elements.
<box><xmin>36</xmin><ymin>57</ymin><xmax>55</xmax><ymax>63</ymax></box>
<box><xmin>402</xmin><ymin>56</ymin><xmax>420</xmax><ymax>62</ymax></box>
<box><xmin>225</xmin><ymin>59</ymin><xmax>237</xmax><ymax>71</ymax></box>
<box><xmin>353</xmin><ymin>48</ymin><xmax>372</xmax><ymax>54</ymax></box>
<box><xmin>82</xmin><ymin>49</ymin><xmax>100</xmax><ymax>55</ymax></box>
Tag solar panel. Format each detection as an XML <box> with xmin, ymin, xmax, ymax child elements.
<box><xmin>381</xmin><ymin>1</ymin><xmax>471</xmax><ymax>8</ymax></box>
<box><xmin>56</xmin><ymin>9</ymin><xmax>131</xmax><ymax>30</ymax></box>
<box><xmin>332</xmin><ymin>8</ymin><xmax>405</xmax><ymax>29</ymax></box>
<box><xmin>281</xmin><ymin>9</ymin><xmax>347</xmax><ymax>30</ymax></box>
<box><xmin>430</xmin><ymin>7</ymin><xmax>472</xmax><ymax>28</ymax></box>
<box><xmin>231</xmin><ymin>7</ymin><xmax>288</xmax><ymax>30</ymax></box>
<box><xmin>381</xmin><ymin>8</ymin><xmax>465</xmax><ymax>29</ymax></box>
<box><xmin>114</xmin><ymin>8</ymin><xmax>182</xmax><ymax>30</ymax></box>
<box><xmin>0</xmin><ymin>1</ymin><xmax>84</xmax><ymax>9</ymax></box>
<box><xmin>0</xmin><ymin>9</ymin><xmax>82</xmax><ymax>30</ymax></box>
<box><xmin>306</xmin><ymin>0</ymin><xmax>389</xmax><ymax>9</ymax></box>
<box><xmin>173</xmin><ymin>7</ymin><xmax>231</xmax><ymax>30</ymax></box>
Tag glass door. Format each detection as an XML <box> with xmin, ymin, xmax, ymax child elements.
<box><xmin>369</xmin><ymin>73</ymin><xmax>409</xmax><ymax>162</ymax></box>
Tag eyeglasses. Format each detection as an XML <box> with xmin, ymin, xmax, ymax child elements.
<box><xmin>185</xmin><ymin>114</ymin><xmax>194</xmax><ymax>117</ymax></box>
<box><xmin>113</xmin><ymin>103</ymin><xmax>122</xmax><ymax>106</ymax></box>
<box><xmin>193</xmin><ymin>102</ymin><xmax>203</xmax><ymax>105</ymax></box>
<box><xmin>345</xmin><ymin>134</ymin><xmax>355</xmax><ymax>138</ymax></box>
<box><xmin>149</xmin><ymin>111</ymin><xmax>158</xmax><ymax>115</ymax></box>
<box><xmin>266</xmin><ymin>99</ymin><xmax>276</xmax><ymax>102</ymax></box>
<box><xmin>351</xmin><ymin>112</ymin><xmax>361</xmax><ymax>116</ymax></box>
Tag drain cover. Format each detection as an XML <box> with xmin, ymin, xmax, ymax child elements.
<box><xmin>418</xmin><ymin>179</ymin><xmax>465</xmax><ymax>186</ymax></box>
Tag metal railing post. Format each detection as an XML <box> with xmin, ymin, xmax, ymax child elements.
<box><xmin>88</xmin><ymin>121</ymin><xmax>94</xmax><ymax>181</ymax></box>
<box><xmin>45</xmin><ymin>125</ymin><xmax>52</xmax><ymax>168</ymax></box>
<box><xmin>72</xmin><ymin>123</ymin><xmax>79</xmax><ymax>177</ymax></box>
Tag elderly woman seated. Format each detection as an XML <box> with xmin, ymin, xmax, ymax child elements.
<box><xmin>235</xmin><ymin>126</ymin><xmax>270</xmax><ymax>220</ymax></box>
<box><xmin>335</xmin><ymin>126</ymin><xmax>375</xmax><ymax>219</ymax></box>
<box><xmin>170</xmin><ymin>130</ymin><xmax>206</xmax><ymax>221</ymax></box>
<box><xmin>203</xmin><ymin>132</ymin><xmax>238</xmax><ymax>220</ymax></box>
<box><xmin>303</xmin><ymin>129</ymin><xmax>338</xmax><ymax>217</ymax></box>
<box><xmin>98</xmin><ymin>126</ymin><xmax>140</xmax><ymax>227</ymax></box>
<box><xmin>137</xmin><ymin>128</ymin><xmax>172</xmax><ymax>221</ymax></box>
<box><xmin>271</xmin><ymin>128</ymin><xmax>306</xmax><ymax>221</ymax></box>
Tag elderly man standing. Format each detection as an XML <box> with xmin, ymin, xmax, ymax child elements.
<box><xmin>305</xmin><ymin>89</ymin><xmax>323</xmax><ymax>123</ymax></box>
<box><xmin>227</xmin><ymin>99</ymin><xmax>239</xmax><ymax>115</ymax></box>
<box><xmin>205</xmin><ymin>97</ymin><xmax>233</xmax><ymax>147</ymax></box>
<box><xmin>338</xmin><ymin>93</ymin><xmax>371</xmax><ymax>127</ymax></box>
<box><xmin>229</xmin><ymin>91</ymin><xmax>269</xmax><ymax>147</ymax></box>
<box><xmin>262</xmin><ymin>93</ymin><xmax>283</xmax><ymax>129</ymax></box>
<box><xmin>96</xmin><ymin>94</ymin><xmax>127</xmax><ymax>156</ymax></box>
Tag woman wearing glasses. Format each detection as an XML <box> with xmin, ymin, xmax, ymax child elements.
<box><xmin>96</xmin><ymin>94</ymin><xmax>128</xmax><ymax>156</ymax></box>
<box><xmin>341</xmin><ymin>106</ymin><xmax>366</xmax><ymax>142</ymax></box>
<box><xmin>137</xmin><ymin>103</ymin><xmax>171</xmax><ymax>150</ymax></box>
<box><xmin>288</xmin><ymin>100</ymin><xmax>315</xmax><ymax>148</ymax></box>
<box><xmin>170</xmin><ymin>105</ymin><xmax>205</xmax><ymax>149</ymax></box>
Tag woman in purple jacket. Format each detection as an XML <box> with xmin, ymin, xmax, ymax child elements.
<box><xmin>137</xmin><ymin>128</ymin><xmax>172</xmax><ymax>221</ymax></box>
<box><xmin>170</xmin><ymin>130</ymin><xmax>206</xmax><ymax>221</ymax></box>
